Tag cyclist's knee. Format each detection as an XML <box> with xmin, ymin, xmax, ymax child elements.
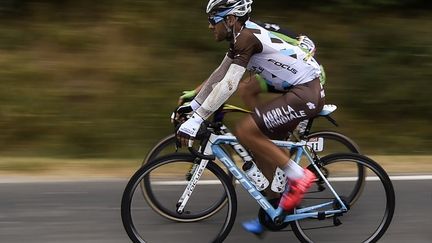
<box><xmin>238</xmin><ymin>81</ymin><xmax>251</xmax><ymax>98</ymax></box>
<box><xmin>239</xmin><ymin>77</ymin><xmax>260</xmax><ymax>97</ymax></box>
<box><xmin>236</xmin><ymin>116</ymin><xmax>261</xmax><ymax>141</ymax></box>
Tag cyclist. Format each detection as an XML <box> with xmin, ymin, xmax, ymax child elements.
<box><xmin>177</xmin><ymin>23</ymin><xmax>326</xmax><ymax>108</ymax></box>
<box><xmin>176</xmin><ymin>21</ymin><xmax>324</xmax><ymax>196</ymax></box>
<box><xmin>176</xmin><ymin>0</ymin><xmax>325</xmax><ymax>235</ymax></box>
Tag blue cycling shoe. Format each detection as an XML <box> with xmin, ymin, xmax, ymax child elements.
<box><xmin>242</xmin><ymin>218</ymin><xmax>265</xmax><ymax>237</ymax></box>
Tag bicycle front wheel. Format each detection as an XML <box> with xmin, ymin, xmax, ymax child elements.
<box><xmin>140</xmin><ymin>134</ymin><xmax>235</xmax><ymax>222</ymax></box>
<box><xmin>291</xmin><ymin>153</ymin><xmax>395</xmax><ymax>243</ymax></box>
<box><xmin>122</xmin><ymin>154</ymin><xmax>237</xmax><ymax>243</ymax></box>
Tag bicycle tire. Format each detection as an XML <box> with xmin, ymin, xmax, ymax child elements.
<box><xmin>140</xmin><ymin>134</ymin><xmax>234</xmax><ymax>221</ymax></box>
<box><xmin>121</xmin><ymin>154</ymin><xmax>237</xmax><ymax>243</ymax></box>
<box><xmin>306</xmin><ymin>130</ymin><xmax>361</xmax><ymax>154</ymax></box>
<box><xmin>291</xmin><ymin>153</ymin><xmax>395</xmax><ymax>243</ymax></box>
<box><xmin>141</xmin><ymin>153</ymin><xmax>231</xmax><ymax>222</ymax></box>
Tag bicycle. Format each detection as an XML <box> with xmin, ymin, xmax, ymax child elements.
<box><xmin>122</xmin><ymin>122</ymin><xmax>395</xmax><ymax>243</ymax></box>
<box><xmin>140</xmin><ymin>103</ymin><xmax>365</xmax><ymax>222</ymax></box>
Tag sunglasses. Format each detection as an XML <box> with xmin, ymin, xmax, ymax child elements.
<box><xmin>208</xmin><ymin>15</ymin><xmax>225</xmax><ymax>25</ymax></box>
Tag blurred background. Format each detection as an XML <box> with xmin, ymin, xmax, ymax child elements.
<box><xmin>0</xmin><ymin>0</ymin><xmax>431</xmax><ymax>172</ymax></box>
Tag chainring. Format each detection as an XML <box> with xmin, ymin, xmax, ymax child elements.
<box><xmin>258</xmin><ymin>198</ymin><xmax>291</xmax><ymax>231</ymax></box>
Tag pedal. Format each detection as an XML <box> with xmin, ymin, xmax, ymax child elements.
<box><xmin>317</xmin><ymin>183</ymin><xmax>326</xmax><ymax>192</ymax></box>
<box><xmin>333</xmin><ymin>214</ymin><xmax>342</xmax><ymax>226</ymax></box>
<box><xmin>317</xmin><ymin>211</ymin><xmax>326</xmax><ymax>220</ymax></box>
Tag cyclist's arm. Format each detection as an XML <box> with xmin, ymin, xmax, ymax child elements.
<box><xmin>194</xmin><ymin>55</ymin><xmax>233</xmax><ymax>106</ymax></box>
<box><xmin>196</xmin><ymin>63</ymin><xmax>245</xmax><ymax>119</ymax></box>
<box><xmin>195</xmin><ymin>30</ymin><xmax>261</xmax><ymax>119</ymax></box>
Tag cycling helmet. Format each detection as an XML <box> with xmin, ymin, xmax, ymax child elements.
<box><xmin>206</xmin><ymin>0</ymin><xmax>253</xmax><ymax>17</ymax></box>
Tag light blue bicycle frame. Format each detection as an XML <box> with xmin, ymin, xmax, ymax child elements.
<box><xmin>195</xmin><ymin>133</ymin><xmax>349</xmax><ymax>223</ymax></box>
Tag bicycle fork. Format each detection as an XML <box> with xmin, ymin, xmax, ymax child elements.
<box><xmin>175</xmin><ymin>146</ymin><xmax>212</xmax><ymax>214</ymax></box>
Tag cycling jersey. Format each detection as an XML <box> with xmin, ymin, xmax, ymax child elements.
<box><xmin>256</xmin><ymin>21</ymin><xmax>326</xmax><ymax>88</ymax></box>
<box><xmin>227</xmin><ymin>20</ymin><xmax>322</xmax><ymax>89</ymax></box>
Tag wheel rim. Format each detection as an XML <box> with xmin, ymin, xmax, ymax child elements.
<box><xmin>122</xmin><ymin>155</ymin><xmax>237</xmax><ymax>243</ymax></box>
<box><xmin>292</xmin><ymin>154</ymin><xmax>395</xmax><ymax>243</ymax></box>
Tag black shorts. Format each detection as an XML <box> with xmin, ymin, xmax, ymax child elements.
<box><xmin>252</xmin><ymin>78</ymin><xmax>324</xmax><ymax>140</ymax></box>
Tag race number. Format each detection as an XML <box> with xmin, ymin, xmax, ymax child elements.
<box><xmin>307</xmin><ymin>137</ymin><xmax>324</xmax><ymax>152</ymax></box>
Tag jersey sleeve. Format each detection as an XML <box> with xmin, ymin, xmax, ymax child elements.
<box><xmin>227</xmin><ymin>30</ymin><xmax>263</xmax><ymax>68</ymax></box>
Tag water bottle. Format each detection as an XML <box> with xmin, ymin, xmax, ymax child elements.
<box><xmin>242</xmin><ymin>161</ymin><xmax>269</xmax><ymax>191</ymax></box>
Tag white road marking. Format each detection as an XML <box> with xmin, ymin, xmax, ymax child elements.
<box><xmin>0</xmin><ymin>175</ymin><xmax>431</xmax><ymax>184</ymax></box>
<box><xmin>149</xmin><ymin>174</ymin><xmax>432</xmax><ymax>185</ymax></box>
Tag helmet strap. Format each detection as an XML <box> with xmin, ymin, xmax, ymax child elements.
<box><xmin>222</xmin><ymin>19</ymin><xmax>234</xmax><ymax>41</ymax></box>
<box><xmin>231</xmin><ymin>17</ymin><xmax>243</xmax><ymax>43</ymax></box>
<box><xmin>223</xmin><ymin>16</ymin><xmax>242</xmax><ymax>41</ymax></box>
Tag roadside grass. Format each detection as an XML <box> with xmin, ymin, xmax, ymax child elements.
<box><xmin>0</xmin><ymin>155</ymin><xmax>430</xmax><ymax>179</ymax></box>
<box><xmin>0</xmin><ymin>157</ymin><xmax>141</xmax><ymax>178</ymax></box>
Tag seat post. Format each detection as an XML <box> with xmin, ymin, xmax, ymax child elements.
<box><xmin>303</xmin><ymin>117</ymin><xmax>315</xmax><ymax>136</ymax></box>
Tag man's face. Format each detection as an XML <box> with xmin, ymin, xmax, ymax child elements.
<box><xmin>208</xmin><ymin>14</ymin><xmax>229</xmax><ymax>41</ymax></box>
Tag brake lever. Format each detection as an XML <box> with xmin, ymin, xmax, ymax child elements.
<box><xmin>188</xmin><ymin>141</ymin><xmax>215</xmax><ymax>160</ymax></box>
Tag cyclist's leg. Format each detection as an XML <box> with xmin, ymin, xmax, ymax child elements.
<box><xmin>251</xmin><ymin>150</ymin><xmax>280</xmax><ymax>199</ymax></box>
<box><xmin>238</xmin><ymin>74</ymin><xmax>284</xmax><ymax>185</ymax></box>
<box><xmin>237</xmin><ymin>78</ymin><xmax>324</xmax><ymax>210</ymax></box>
<box><xmin>236</xmin><ymin>115</ymin><xmax>289</xmax><ymax>176</ymax></box>
<box><xmin>238</xmin><ymin>75</ymin><xmax>293</xmax><ymax>198</ymax></box>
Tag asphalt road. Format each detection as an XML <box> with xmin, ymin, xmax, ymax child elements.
<box><xmin>0</xmin><ymin>177</ymin><xmax>431</xmax><ymax>243</ymax></box>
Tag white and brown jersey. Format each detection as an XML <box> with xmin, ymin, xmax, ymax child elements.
<box><xmin>228</xmin><ymin>20</ymin><xmax>321</xmax><ymax>88</ymax></box>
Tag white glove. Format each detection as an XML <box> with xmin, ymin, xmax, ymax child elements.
<box><xmin>177</xmin><ymin>113</ymin><xmax>204</xmax><ymax>138</ymax></box>
<box><xmin>177</xmin><ymin>100</ymin><xmax>200</xmax><ymax>115</ymax></box>
<box><xmin>171</xmin><ymin>100</ymin><xmax>201</xmax><ymax>124</ymax></box>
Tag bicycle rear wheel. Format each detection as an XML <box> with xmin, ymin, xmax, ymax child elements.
<box><xmin>291</xmin><ymin>153</ymin><xmax>395</xmax><ymax>243</ymax></box>
<box><xmin>122</xmin><ymin>154</ymin><xmax>237</xmax><ymax>243</ymax></box>
<box><xmin>143</xmin><ymin>134</ymin><xmax>185</xmax><ymax>163</ymax></box>
<box><xmin>306</xmin><ymin>131</ymin><xmax>365</xmax><ymax>206</ymax></box>
<box><xmin>306</xmin><ymin>130</ymin><xmax>360</xmax><ymax>155</ymax></box>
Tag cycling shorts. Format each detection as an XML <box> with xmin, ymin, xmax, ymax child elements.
<box><xmin>252</xmin><ymin>78</ymin><xmax>325</xmax><ymax>140</ymax></box>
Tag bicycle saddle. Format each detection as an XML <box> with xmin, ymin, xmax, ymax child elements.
<box><xmin>318</xmin><ymin>104</ymin><xmax>337</xmax><ymax>116</ymax></box>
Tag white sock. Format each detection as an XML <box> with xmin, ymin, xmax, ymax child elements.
<box><xmin>283</xmin><ymin>159</ymin><xmax>304</xmax><ymax>180</ymax></box>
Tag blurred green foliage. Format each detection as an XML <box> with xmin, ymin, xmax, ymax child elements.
<box><xmin>0</xmin><ymin>1</ymin><xmax>431</xmax><ymax>158</ymax></box>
